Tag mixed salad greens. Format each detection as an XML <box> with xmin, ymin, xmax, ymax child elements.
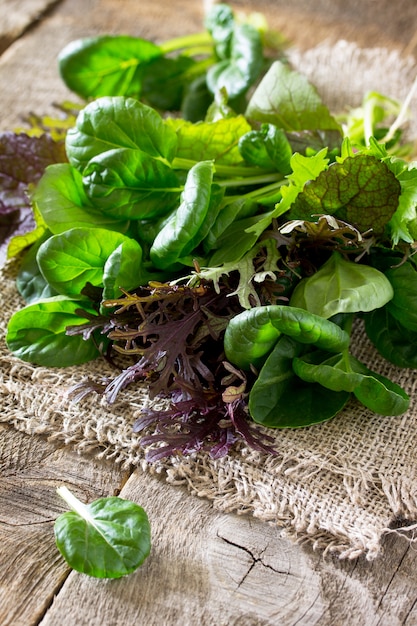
<box><xmin>3</xmin><ymin>4</ymin><xmax>417</xmax><ymax>461</ymax></box>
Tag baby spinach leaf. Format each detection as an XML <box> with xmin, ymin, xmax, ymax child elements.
<box><xmin>206</xmin><ymin>23</ymin><xmax>263</xmax><ymax>101</ymax></box>
<box><xmin>238</xmin><ymin>125</ymin><xmax>292</xmax><ymax>174</ymax></box>
<box><xmin>139</xmin><ymin>55</ymin><xmax>197</xmax><ymax>111</ymax></box>
<box><xmin>33</xmin><ymin>164</ymin><xmax>130</xmax><ymax>234</ymax></box>
<box><xmin>58</xmin><ymin>35</ymin><xmax>163</xmax><ymax>100</ymax></box>
<box><xmin>293</xmin><ymin>350</ymin><xmax>409</xmax><ymax>416</ymax></box>
<box><xmin>365</xmin><ymin>307</ymin><xmax>417</xmax><ymax>368</ymax></box>
<box><xmin>55</xmin><ymin>485</ymin><xmax>151</xmax><ymax>579</ymax></box>
<box><xmin>245</xmin><ymin>60</ymin><xmax>342</xmax><ymax>133</ymax></box>
<box><xmin>384</xmin><ymin>260</ymin><xmax>417</xmax><ymax>331</ymax></box>
<box><xmin>150</xmin><ymin>161</ymin><xmax>215</xmax><ymax>269</ymax></box>
<box><xmin>16</xmin><ymin>234</ymin><xmax>58</xmax><ymax>303</ymax></box>
<box><xmin>290</xmin><ymin>252</ymin><xmax>394</xmax><ymax>318</ymax></box>
<box><xmin>289</xmin><ymin>155</ymin><xmax>401</xmax><ymax>234</ymax></box>
<box><xmin>102</xmin><ymin>239</ymin><xmax>154</xmax><ymax>301</ymax></box>
<box><xmin>36</xmin><ymin>227</ymin><xmax>143</xmax><ymax>297</ymax></box>
<box><xmin>6</xmin><ymin>297</ymin><xmax>101</xmax><ymax>367</ymax></box>
<box><xmin>248</xmin><ymin>335</ymin><xmax>350</xmax><ymax>428</ymax></box>
<box><xmin>224</xmin><ymin>304</ymin><xmax>350</xmax><ymax>370</ymax></box>
<box><xmin>66</xmin><ymin>96</ymin><xmax>178</xmax><ymax>172</ymax></box>
<box><xmin>204</xmin><ymin>3</ymin><xmax>235</xmax><ymax>60</ymax></box>
<box><xmin>83</xmin><ymin>148</ymin><xmax>181</xmax><ymax>220</ymax></box>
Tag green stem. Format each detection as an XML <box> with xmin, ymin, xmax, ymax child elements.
<box><xmin>217</xmin><ymin>173</ymin><xmax>284</xmax><ymax>188</ymax></box>
<box><xmin>172</xmin><ymin>156</ymin><xmax>280</xmax><ymax>180</ymax></box>
<box><xmin>160</xmin><ymin>32</ymin><xmax>213</xmax><ymax>54</ymax></box>
<box><xmin>57</xmin><ymin>485</ymin><xmax>95</xmax><ymax>525</ymax></box>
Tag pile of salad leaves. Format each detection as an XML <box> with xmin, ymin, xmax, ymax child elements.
<box><xmin>3</xmin><ymin>3</ymin><xmax>417</xmax><ymax>461</ymax></box>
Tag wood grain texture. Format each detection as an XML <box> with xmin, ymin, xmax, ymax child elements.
<box><xmin>2</xmin><ymin>1</ymin><xmax>417</xmax><ymax>624</ymax></box>
<box><xmin>0</xmin><ymin>425</ymin><xmax>130</xmax><ymax>626</ymax></box>
<box><xmin>0</xmin><ymin>0</ymin><xmax>62</xmax><ymax>55</ymax></box>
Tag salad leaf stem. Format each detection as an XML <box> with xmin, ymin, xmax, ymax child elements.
<box><xmin>159</xmin><ymin>32</ymin><xmax>214</xmax><ymax>54</ymax></box>
<box><xmin>57</xmin><ymin>485</ymin><xmax>96</xmax><ymax>526</ymax></box>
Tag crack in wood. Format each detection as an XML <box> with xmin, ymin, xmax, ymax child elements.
<box><xmin>217</xmin><ymin>532</ymin><xmax>291</xmax><ymax>588</ymax></box>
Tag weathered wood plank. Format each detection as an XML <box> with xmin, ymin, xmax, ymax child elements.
<box><xmin>37</xmin><ymin>469</ymin><xmax>417</xmax><ymax>626</ymax></box>
<box><xmin>0</xmin><ymin>0</ymin><xmax>63</xmax><ymax>55</ymax></box>
<box><xmin>0</xmin><ymin>425</ymin><xmax>130</xmax><ymax>626</ymax></box>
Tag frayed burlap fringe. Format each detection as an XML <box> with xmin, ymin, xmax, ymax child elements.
<box><xmin>2</xmin><ymin>42</ymin><xmax>417</xmax><ymax>560</ymax></box>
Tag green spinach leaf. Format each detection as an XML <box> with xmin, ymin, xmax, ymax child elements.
<box><xmin>55</xmin><ymin>485</ymin><xmax>151</xmax><ymax>579</ymax></box>
<box><xmin>290</xmin><ymin>252</ymin><xmax>394</xmax><ymax>318</ymax></box>
<box><xmin>248</xmin><ymin>335</ymin><xmax>350</xmax><ymax>427</ymax></box>
<box><xmin>6</xmin><ymin>297</ymin><xmax>102</xmax><ymax>367</ymax></box>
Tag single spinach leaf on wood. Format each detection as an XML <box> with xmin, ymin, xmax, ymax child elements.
<box><xmin>290</xmin><ymin>252</ymin><xmax>394</xmax><ymax>318</ymax></box>
<box><xmin>66</xmin><ymin>97</ymin><xmax>178</xmax><ymax>172</ymax></box>
<box><xmin>293</xmin><ymin>350</ymin><xmax>409</xmax><ymax>416</ymax></box>
<box><xmin>58</xmin><ymin>35</ymin><xmax>163</xmax><ymax>100</ymax></box>
<box><xmin>55</xmin><ymin>486</ymin><xmax>151</xmax><ymax>579</ymax></box>
<box><xmin>224</xmin><ymin>304</ymin><xmax>350</xmax><ymax>371</ymax></box>
<box><xmin>248</xmin><ymin>335</ymin><xmax>350</xmax><ymax>428</ymax></box>
<box><xmin>288</xmin><ymin>155</ymin><xmax>401</xmax><ymax>234</ymax></box>
<box><xmin>6</xmin><ymin>297</ymin><xmax>102</xmax><ymax>367</ymax></box>
<box><xmin>364</xmin><ymin>307</ymin><xmax>417</xmax><ymax>368</ymax></box>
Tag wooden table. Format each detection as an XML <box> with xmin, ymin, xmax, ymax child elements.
<box><xmin>1</xmin><ymin>1</ymin><xmax>417</xmax><ymax>624</ymax></box>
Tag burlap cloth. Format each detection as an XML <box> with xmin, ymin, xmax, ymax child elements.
<box><xmin>1</xmin><ymin>41</ymin><xmax>417</xmax><ymax>560</ymax></box>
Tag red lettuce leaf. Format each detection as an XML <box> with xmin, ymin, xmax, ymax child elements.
<box><xmin>0</xmin><ymin>132</ymin><xmax>66</xmax><ymax>259</ymax></box>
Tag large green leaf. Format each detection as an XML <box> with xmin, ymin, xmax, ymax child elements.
<box><xmin>83</xmin><ymin>148</ymin><xmax>181</xmax><ymax>220</ymax></box>
<box><xmin>58</xmin><ymin>35</ymin><xmax>162</xmax><ymax>99</ymax></box>
<box><xmin>385</xmin><ymin>261</ymin><xmax>417</xmax><ymax>331</ymax></box>
<box><xmin>37</xmin><ymin>227</ymin><xmax>144</xmax><ymax>297</ymax></box>
<box><xmin>293</xmin><ymin>351</ymin><xmax>409</xmax><ymax>416</ymax></box>
<box><xmin>290</xmin><ymin>252</ymin><xmax>394</xmax><ymax>318</ymax></box>
<box><xmin>167</xmin><ymin>115</ymin><xmax>251</xmax><ymax>165</ymax></box>
<box><xmin>224</xmin><ymin>304</ymin><xmax>350</xmax><ymax>370</ymax></box>
<box><xmin>245</xmin><ymin>61</ymin><xmax>342</xmax><ymax>132</ymax></box>
<box><xmin>248</xmin><ymin>336</ymin><xmax>349</xmax><ymax>428</ymax></box>
<box><xmin>33</xmin><ymin>164</ymin><xmax>130</xmax><ymax>234</ymax></box>
<box><xmin>206</xmin><ymin>23</ymin><xmax>263</xmax><ymax>101</ymax></box>
<box><xmin>365</xmin><ymin>307</ymin><xmax>417</xmax><ymax>368</ymax></box>
<box><xmin>6</xmin><ymin>297</ymin><xmax>101</xmax><ymax>367</ymax></box>
<box><xmin>150</xmin><ymin>161</ymin><xmax>216</xmax><ymax>269</ymax></box>
<box><xmin>66</xmin><ymin>97</ymin><xmax>178</xmax><ymax>172</ymax></box>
